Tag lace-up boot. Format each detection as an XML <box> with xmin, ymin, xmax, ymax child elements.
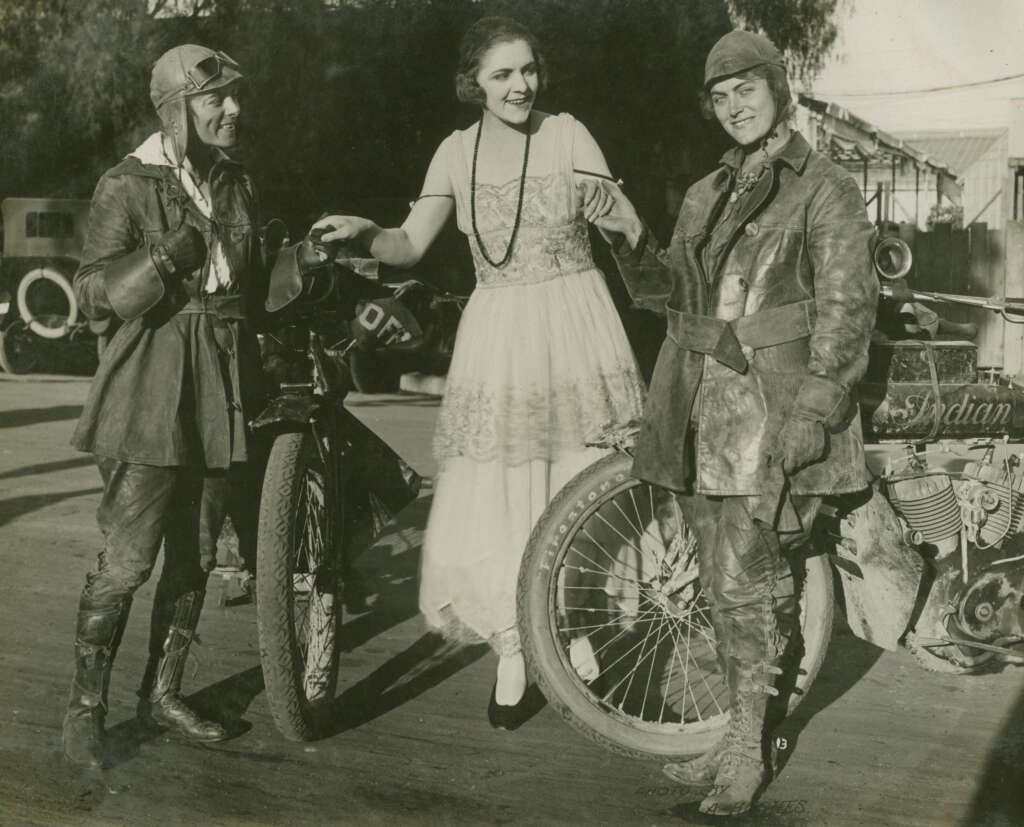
<box><xmin>137</xmin><ymin>590</ymin><xmax>227</xmax><ymax>742</ymax></box>
<box><xmin>698</xmin><ymin>657</ymin><xmax>781</xmax><ymax>816</ymax></box>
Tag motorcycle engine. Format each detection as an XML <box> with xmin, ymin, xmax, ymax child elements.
<box><xmin>887</xmin><ymin>473</ymin><xmax>961</xmax><ymax>557</ymax></box>
<box><xmin>888</xmin><ymin>454</ymin><xmax>1024</xmax><ymax>668</ymax></box>
<box><xmin>957</xmin><ymin>570</ymin><xmax>1024</xmax><ymax>642</ymax></box>
<box><xmin>959</xmin><ymin>458</ymin><xmax>1024</xmax><ymax>548</ymax></box>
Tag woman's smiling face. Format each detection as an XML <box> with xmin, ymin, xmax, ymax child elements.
<box><xmin>476</xmin><ymin>38</ymin><xmax>538</xmax><ymax>126</ymax></box>
<box><xmin>187</xmin><ymin>83</ymin><xmax>242</xmax><ymax>149</ymax></box>
<box><xmin>709</xmin><ymin>74</ymin><xmax>776</xmax><ymax>146</ymax></box>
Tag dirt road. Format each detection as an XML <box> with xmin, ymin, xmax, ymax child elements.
<box><xmin>0</xmin><ymin>374</ymin><xmax>1020</xmax><ymax>826</ymax></box>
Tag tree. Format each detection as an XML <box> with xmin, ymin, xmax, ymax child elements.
<box><xmin>0</xmin><ymin>0</ymin><xmax>846</xmax><ymax>240</ymax></box>
<box><xmin>726</xmin><ymin>0</ymin><xmax>845</xmax><ymax>81</ymax></box>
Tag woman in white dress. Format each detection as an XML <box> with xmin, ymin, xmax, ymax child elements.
<box><xmin>315</xmin><ymin>16</ymin><xmax>645</xmax><ymax>729</ymax></box>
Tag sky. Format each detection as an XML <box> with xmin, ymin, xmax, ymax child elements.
<box><xmin>808</xmin><ymin>0</ymin><xmax>1024</xmax><ymax>134</ymax></box>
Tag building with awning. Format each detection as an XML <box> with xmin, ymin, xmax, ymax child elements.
<box><xmin>798</xmin><ymin>93</ymin><xmax>966</xmax><ymax>228</ymax></box>
<box><xmin>893</xmin><ymin>129</ymin><xmax>1008</xmax><ymax>228</ymax></box>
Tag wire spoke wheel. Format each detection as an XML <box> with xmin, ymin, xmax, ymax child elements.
<box><xmin>518</xmin><ymin>452</ymin><xmax>834</xmax><ymax>759</ymax></box>
<box><xmin>257</xmin><ymin>430</ymin><xmax>342</xmax><ymax>740</ymax></box>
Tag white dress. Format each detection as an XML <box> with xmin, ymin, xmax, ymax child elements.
<box><xmin>418</xmin><ymin>112</ymin><xmax>645</xmax><ymax>654</ymax></box>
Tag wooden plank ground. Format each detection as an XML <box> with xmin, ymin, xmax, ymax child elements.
<box><xmin>0</xmin><ymin>374</ymin><xmax>1021</xmax><ymax>826</ymax></box>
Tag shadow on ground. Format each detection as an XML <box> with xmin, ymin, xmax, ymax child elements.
<box><xmin>662</xmin><ymin>619</ymin><xmax>883</xmax><ymax>826</ymax></box>
<box><xmin>319</xmin><ymin>494</ymin><xmax>499</xmax><ymax>734</ymax></box>
<box><xmin>0</xmin><ymin>404</ymin><xmax>83</xmax><ymax>429</ymax></box>
<box><xmin>0</xmin><ymin>488</ymin><xmax>103</xmax><ymax>527</ymax></box>
<box><xmin>772</xmin><ymin>620</ymin><xmax>884</xmax><ymax>775</ymax></box>
<box><xmin>103</xmin><ymin>666</ymin><xmax>265</xmax><ymax>767</ymax></box>
<box><xmin>964</xmin><ymin>677</ymin><xmax>1024</xmax><ymax>826</ymax></box>
<box><xmin>0</xmin><ymin>456</ymin><xmax>95</xmax><ymax>480</ymax></box>
<box><xmin>324</xmin><ymin>633</ymin><xmax>490</xmax><ymax>736</ymax></box>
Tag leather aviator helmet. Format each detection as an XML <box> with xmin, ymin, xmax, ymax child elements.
<box><xmin>150</xmin><ymin>45</ymin><xmax>244</xmax><ymax>164</ymax></box>
<box><xmin>704</xmin><ymin>30</ymin><xmax>785</xmax><ymax>91</ymax></box>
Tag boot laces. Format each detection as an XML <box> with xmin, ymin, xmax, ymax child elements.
<box><xmin>714</xmin><ymin>745</ymin><xmax>763</xmax><ymax>784</ymax></box>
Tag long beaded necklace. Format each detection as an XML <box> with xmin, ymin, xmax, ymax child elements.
<box><xmin>470</xmin><ymin>116</ymin><xmax>531</xmax><ymax>268</ymax></box>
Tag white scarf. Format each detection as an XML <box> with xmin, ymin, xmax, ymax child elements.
<box><xmin>129</xmin><ymin>132</ymin><xmax>232</xmax><ymax>292</ymax></box>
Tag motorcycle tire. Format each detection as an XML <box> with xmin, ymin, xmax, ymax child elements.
<box><xmin>517</xmin><ymin>451</ymin><xmax>835</xmax><ymax>761</ymax></box>
<box><xmin>257</xmin><ymin>430</ymin><xmax>343</xmax><ymax>741</ymax></box>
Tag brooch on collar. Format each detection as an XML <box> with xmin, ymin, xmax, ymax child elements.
<box><xmin>730</xmin><ymin>165</ymin><xmax>766</xmax><ymax>203</ymax></box>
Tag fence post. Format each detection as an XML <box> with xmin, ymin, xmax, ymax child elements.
<box><xmin>969</xmin><ymin>223</ymin><xmax>1001</xmax><ymax>368</ymax></box>
<box><xmin>1005</xmin><ymin>221</ymin><xmax>1024</xmax><ymax>375</ymax></box>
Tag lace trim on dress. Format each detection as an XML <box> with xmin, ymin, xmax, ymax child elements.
<box><xmin>433</xmin><ymin>364</ymin><xmax>646</xmax><ymax>465</ymax></box>
<box><xmin>470</xmin><ymin>218</ymin><xmax>594</xmax><ymax>287</ymax></box>
<box><xmin>432</xmin><ymin>606</ymin><xmax>522</xmax><ymax>655</ymax></box>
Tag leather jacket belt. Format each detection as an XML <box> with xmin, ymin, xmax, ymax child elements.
<box><xmin>666</xmin><ymin>299</ymin><xmax>816</xmax><ymax>373</ymax></box>
<box><xmin>177</xmin><ymin>294</ymin><xmax>247</xmax><ymax>320</ymax></box>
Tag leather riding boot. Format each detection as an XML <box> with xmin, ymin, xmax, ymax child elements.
<box><xmin>137</xmin><ymin>591</ymin><xmax>227</xmax><ymax>742</ymax></box>
<box><xmin>698</xmin><ymin>656</ymin><xmax>782</xmax><ymax>816</ymax></box>
<box><xmin>62</xmin><ymin>599</ymin><xmax>131</xmax><ymax>768</ymax></box>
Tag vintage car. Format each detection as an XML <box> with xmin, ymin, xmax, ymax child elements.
<box><xmin>0</xmin><ymin>197</ymin><xmax>101</xmax><ymax>373</ymax></box>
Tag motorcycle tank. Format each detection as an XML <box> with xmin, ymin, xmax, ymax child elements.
<box><xmin>858</xmin><ymin>340</ymin><xmax>1024</xmax><ymax>440</ymax></box>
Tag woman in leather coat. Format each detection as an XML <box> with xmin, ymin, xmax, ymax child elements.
<box><xmin>597</xmin><ymin>30</ymin><xmax>877</xmax><ymax>815</ymax></box>
<box><xmin>62</xmin><ymin>44</ymin><xmax>264</xmax><ymax>767</ymax></box>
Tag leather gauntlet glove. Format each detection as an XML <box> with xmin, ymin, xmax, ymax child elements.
<box><xmin>265</xmin><ymin>233</ymin><xmax>341</xmax><ymax>314</ymax></box>
<box><xmin>777</xmin><ymin>413</ymin><xmax>827</xmax><ymax>474</ymax></box>
<box><xmin>103</xmin><ymin>224</ymin><xmax>206</xmax><ymax>321</ymax></box>
<box><xmin>775</xmin><ymin>374</ymin><xmax>848</xmax><ymax>475</ymax></box>
<box><xmin>150</xmin><ymin>224</ymin><xmax>207</xmax><ymax>283</ymax></box>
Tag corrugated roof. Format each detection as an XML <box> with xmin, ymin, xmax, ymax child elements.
<box><xmin>894</xmin><ymin>129</ymin><xmax>1005</xmax><ymax>177</ymax></box>
<box><xmin>799</xmin><ymin>94</ymin><xmax>956</xmax><ymax>177</ymax></box>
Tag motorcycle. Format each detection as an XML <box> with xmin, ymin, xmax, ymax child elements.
<box><xmin>249</xmin><ymin>231</ymin><xmax>464</xmax><ymax>740</ymax></box>
<box><xmin>515</xmin><ymin>237</ymin><xmax>1024</xmax><ymax>760</ymax></box>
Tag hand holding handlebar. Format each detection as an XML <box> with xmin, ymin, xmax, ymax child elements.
<box><xmin>311</xmin><ymin>215</ymin><xmax>377</xmax><ymax>246</ymax></box>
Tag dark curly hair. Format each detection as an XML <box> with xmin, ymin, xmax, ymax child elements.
<box><xmin>699</xmin><ymin>63</ymin><xmax>792</xmax><ymax>123</ymax></box>
<box><xmin>454</xmin><ymin>16</ymin><xmax>547</xmax><ymax>105</ymax></box>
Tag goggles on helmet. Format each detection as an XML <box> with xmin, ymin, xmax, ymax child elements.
<box><xmin>153</xmin><ymin>49</ymin><xmax>242</xmax><ymax>109</ymax></box>
<box><xmin>183</xmin><ymin>50</ymin><xmax>241</xmax><ymax>93</ymax></box>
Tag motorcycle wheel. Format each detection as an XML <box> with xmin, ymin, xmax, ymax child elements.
<box><xmin>257</xmin><ymin>430</ymin><xmax>342</xmax><ymax>740</ymax></box>
<box><xmin>517</xmin><ymin>451</ymin><xmax>834</xmax><ymax>760</ymax></box>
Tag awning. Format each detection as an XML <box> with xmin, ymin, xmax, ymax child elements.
<box><xmin>799</xmin><ymin>93</ymin><xmax>963</xmax><ymax>203</ymax></box>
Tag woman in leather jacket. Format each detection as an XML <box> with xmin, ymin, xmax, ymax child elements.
<box><xmin>62</xmin><ymin>44</ymin><xmax>264</xmax><ymax>768</ymax></box>
<box><xmin>597</xmin><ymin>30</ymin><xmax>877</xmax><ymax>815</ymax></box>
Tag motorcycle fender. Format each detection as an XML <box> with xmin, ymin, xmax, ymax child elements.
<box><xmin>830</xmin><ymin>484</ymin><xmax>925</xmax><ymax>650</ymax></box>
<box><xmin>250</xmin><ymin>394</ymin><xmax>319</xmax><ymax>432</ymax></box>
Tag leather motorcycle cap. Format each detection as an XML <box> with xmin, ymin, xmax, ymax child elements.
<box><xmin>704</xmin><ymin>30</ymin><xmax>785</xmax><ymax>90</ymax></box>
<box><xmin>150</xmin><ymin>45</ymin><xmax>244</xmax><ymax>163</ymax></box>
